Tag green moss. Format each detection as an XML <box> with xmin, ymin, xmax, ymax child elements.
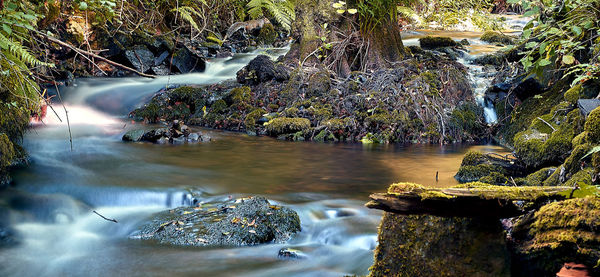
<box><xmin>313</xmin><ymin>129</ymin><xmax>336</xmax><ymax>142</ymax></box>
<box><xmin>563</xmin><ymin>144</ymin><xmax>592</xmax><ymax>176</ymax></box>
<box><xmin>369</xmin><ymin>213</ymin><xmax>509</xmax><ymax>277</ymax></box>
<box><xmin>450</xmin><ymin>103</ymin><xmax>484</xmax><ymax>136</ymax></box>
<box><xmin>479</xmin><ymin>172</ymin><xmax>509</xmax><ymax>185</ymax></box>
<box><xmin>480</xmin><ymin>31</ymin><xmax>513</xmax><ymax>45</ymax></box>
<box><xmin>226</xmin><ymin>86</ymin><xmax>252</xmax><ymax>111</ymax></box>
<box><xmin>516</xmin><ymin>167</ymin><xmax>556</xmax><ymax>186</ymax></box>
<box><xmin>307</xmin><ymin>103</ymin><xmax>333</xmax><ymax>121</ymax></box>
<box><xmin>210</xmin><ymin>99</ymin><xmax>228</xmax><ymax>114</ymax></box>
<box><xmin>584</xmin><ymin>107</ymin><xmax>600</xmax><ymax>141</ymax></box>
<box><xmin>451</xmin><ymin>182</ymin><xmax>568</xmax><ymax>201</ymax></box>
<box><xmin>514</xmin><ymin>108</ymin><xmax>582</xmax><ymax>168</ymax></box>
<box><xmin>562</xmin><ymin>169</ymin><xmax>597</xmax><ymax>198</ymax></box>
<box><xmin>512</xmin><ymin>197</ymin><xmax>600</xmax><ymax>275</ymax></box>
<box><xmin>0</xmin><ymin>133</ymin><xmax>15</xmax><ymax>169</ymax></box>
<box><xmin>572</xmin><ymin>131</ymin><xmax>592</xmax><ymax>147</ymax></box>
<box><xmin>460</xmin><ymin>151</ymin><xmax>487</xmax><ymax>166</ymax></box>
<box><xmin>244</xmin><ymin>108</ymin><xmax>266</xmax><ymax>132</ymax></box>
<box><xmin>418</xmin><ymin>71</ymin><xmax>441</xmax><ymax>96</ymax></box>
<box><xmin>418</xmin><ymin>36</ymin><xmax>457</xmax><ymax>49</ymax></box>
<box><xmin>257</xmin><ymin>23</ymin><xmax>277</xmax><ymax>45</ymax></box>
<box><xmin>564</xmin><ymin>83</ymin><xmax>582</xmax><ymax>104</ymax></box>
<box><xmin>283</xmin><ymin>107</ymin><xmax>298</xmax><ymax>117</ymax></box>
<box><xmin>455</xmin><ymin>164</ymin><xmax>499</xmax><ymax>182</ymax></box>
<box><xmin>265</xmin><ymin>117</ymin><xmax>311</xmax><ymax>136</ymax></box>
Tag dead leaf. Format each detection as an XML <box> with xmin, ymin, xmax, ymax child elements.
<box><xmin>249</xmin><ymin>230</ymin><xmax>256</xmax><ymax>234</ymax></box>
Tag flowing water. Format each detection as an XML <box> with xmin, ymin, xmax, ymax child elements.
<box><xmin>0</xmin><ymin>23</ymin><xmax>523</xmax><ymax>276</ymax></box>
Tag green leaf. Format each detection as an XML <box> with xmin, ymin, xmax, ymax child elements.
<box><xmin>562</xmin><ymin>55</ymin><xmax>575</xmax><ymax>65</ymax></box>
<box><xmin>539</xmin><ymin>41</ymin><xmax>548</xmax><ymax>55</ymax></box>
<box><xmin>581</xmin><ymin>146</ymin><xmax>600</xmax><ymax>160</ymax></box>
<box><xmin>571</xmin><ymin>26</ymin><xmax>583</xmax><ymax>36</ymax></box>
<box><xmin>79</xmin><ymin>2</ymin><xmax>88</xmax><ymax>10</ymax></box>
<box><xmin>2</xmin><ymin>24</ymin><xmax>11</xmax><ymax>36</ymax></box>
<box><xmin>538</xmin><ymin>59</ymin><xmax>552</xmax><ymax>67</ymax></box>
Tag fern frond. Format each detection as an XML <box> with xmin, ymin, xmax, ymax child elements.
<box><xmin>246</xmin><ymin>0</ymin><xmax>295</xmax><ymax>31</ymax></box>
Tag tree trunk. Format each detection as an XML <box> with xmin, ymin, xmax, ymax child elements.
<box><xmin>365</xmin><ymin>17</ymin><xmax>405</xmax><ymax>69</ymax></box>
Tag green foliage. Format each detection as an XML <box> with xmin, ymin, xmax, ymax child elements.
<box><xmin>512</xmin><ymin>0</ymin><xmax>600</xmax><ymax>85</ymax></box>
<box><xmin>247</xmin><ymin>0</ymin><xmax>295</xmax><ymax>31</ymax></box>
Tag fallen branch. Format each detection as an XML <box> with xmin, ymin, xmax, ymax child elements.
<box><xmin>93</xmin><ymin>210</ymin><xmax>118</xmax><ymax>223</ymax></box>
<box><xmin>36</xmin><ymin>31</ymin><xmax>157</xmax><ymax>78</ymax></box>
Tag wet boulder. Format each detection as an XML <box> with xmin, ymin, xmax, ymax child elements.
<box><xmin>236</xmin><ymin>55</ymin><xmax>289</xmax><ymax>85</ymax></box>
<box><xmin>419</xmin><ymin>36</ymin><xmax>457</xmax><ymax>49</ymax></box>
<box><xmin>510</xmin><ymin>197</ymin><xmax>600</xmax><ymax>276</ymax></box>
<box><xmin>122</xmin><ymin>121</ymin><xmax>211</xmax><ymax>144</ymax></box>
<box><xmin>172</xmin><ymin>47</ymin><xmax>206</xmax><ymax>73</ymax></box>
<box><xmin>125</xmin><ymin>45</ymin><xmax>155</xmax><ymax>73</ymax></box>
<box><xmin>132</xmin><ymin>196</ymin><xmax>301</xmax><ymax>247</ymax></box>
<box><xmin>480</xmin><ymin>31</ymin><xmax>514</xmax><ymax>45</ymax></box>
<box><xmin>455</xmin><ymin>151</ymin><xmax>526</xmax><ymax>183</ymax></box>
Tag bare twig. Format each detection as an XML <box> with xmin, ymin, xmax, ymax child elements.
<box><xmin>93</xmin><ymin>210</ymin><xmax>118</xmax><ymax>223</ymax></box>
<box><xmin>52</xmin><ymin>78</ymin><xmax>73</xmax><ymax>151</ymax></box>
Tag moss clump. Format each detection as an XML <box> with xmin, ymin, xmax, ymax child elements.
<box><xmin>460</xmin><ymin>151</ymin><xmax>487</xmax><ymax>166</ymax></box>
<box><xmin>244</xmin><ymin>108</ymin><xmax>266</xmax><ymax>132</ymax></box>
<box><xmin>563</xmin><ymin>168</ymin><xmax>596</xmax><ymax>197</ymax></box>
<box><xmin>479</xmin><ymin>172</ymin><xmax>509</xmax><ymax>185</ymax></box>
<box><xmin>226</xmin><ymin>86</ymin><xmax>252</xmax><ymax>110</ymax></box>
<box><xmin>584</xmin><ymin>107</ymin><xmax>600</xmax><ymax>141</ymax></box>
<box><xmin>455</xmin><ymin>164</ymin><xmax>499</xmax><ymax>182</ymax></box>
<box><xmin>516</xmin><ymin>167</ymin><xmax>556</xmax><ymax>186</ymax></box>
<box><xmin>480</xmin><ymin>31</ymin><xmax>513</xmax><ymax>45</ymax></box>
<box><xmin>563</xmin><ymin>143</ymin><xmax>592</xmax><ymax>176</ymax></box>
<box><xmin>514</xmin><ymin>109</ymin><xmax>582</xmax><ymax>168</ymax></box>
<box><xmin>257</xmin><ymin>23</ymin><xmax>277</xmax><ymax>45</ymax></box>
<box><xmin>265</xmin><ymin>117</ymin><xmax>311</xmax><ymax>136</ymax></box>
<box><xmin>418</xmin><ymin>36</ymin><xmax>457</xmax><ymax>49</ymax></box>
<box><xmin>283</xmin><ymin>107</ymin><xmax>298</xmax><ymax>117</ymax></box>
<box><xmin>512</xmin><ymin>197</ymin><xmax>600</xmax><ymax>276</ymax></box>
<box><xmin>572</xmin><ymin>131</ymin><xmax>591</xmax><ymax>147</ymax></box>
<box><xmin>564</xmin><ymin>83</ymin><xmax>582</xmax><ymax>104</ymax></box>
<box><xmin>450</xmin><ymin>103</ymin><xmax>484</xmax><ymax>137</ymax></box>
<box><xmin>0</xmin><ymin>134</ymin><xmax>15</xmax><ymax>169</ymax></box>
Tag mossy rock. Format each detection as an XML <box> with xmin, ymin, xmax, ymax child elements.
<box><xmin>572</xmin><ymin>131</ymin><xmax>592</xmax><ymax>147</ymax></box>
<box><xmin>513</xmin><ymin>109</ymin><xmax>582</xmax><ymax>168</ymax></box>
<box><xmin>369</xmin><ymin>213</ymin><xmax>510</xmax><ymax>277</ymax></box>
<box><xmin>584</xmin><ymin>106</ymin><xmax>600</xmax><ymax>142</ymax></box>
<box><xmin>0</xmin><ymin>134</ymin><xmax>15</xmax><ymax>169</ymax></box>
<box><xmin>455</xmin><ymin>164</ymin><xmax>499</xmax><ymax>183</ymax></box>
<box><xmin>564</xmin><ymin>84</ymin><xmax>582</xmax><ymax>104</ymax></box>
<box><xmin>480</xmin><ymin>31</ymin><xmax>513</xmax><ymax>45</ymax></box>
<box><xmin>512</xmin><ymin>197</ymin><xmax>600</xmax><ymax>276</ymax></box>
<box><xmin>265</xmin><ymin>117</ymin><xmax>311</xmax><ymax>136</ymax></box>
<box><xmin>516</xmin><ymin>167</ymin><xmax>556</xmax><ymax>186</ymax></box>
<box><xmin>244</xmin><ymin>108</ymin><xmax>266</xmax><ymax>132</ymax></box>
<box><xmin>257</xmin><ymin>23</ymin><xmax>277</xmax><ymax>45</ymax></box>
<box><xmin>479</xmin><ymin>172</ymin><xmax>509</xmax><ymax>185</ymax></box>
<box><xmin>418</xmin><ymin>36</ymin><xmax>457</xmax><ymax>49</ymax></box>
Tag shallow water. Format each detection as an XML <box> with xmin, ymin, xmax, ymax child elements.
<box><xmin>0</xmin><ymin>27</ymin><xmax>517</xmax><ymax>276</ymax></box>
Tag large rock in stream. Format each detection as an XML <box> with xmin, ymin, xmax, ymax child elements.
<box><xmin>132</xmin><ymin>196</ymin><xmax>301</xmax><ymax>247</ymax></box>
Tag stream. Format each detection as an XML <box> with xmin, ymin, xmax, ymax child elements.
<box><xmin>0</xmin><ymin>21</ymin><xmax>524</xmax><ymax>277</ymax></box>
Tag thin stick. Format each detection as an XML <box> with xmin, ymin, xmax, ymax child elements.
<box><xmin>536</xmin><ymin>117</ymin><xmax>556</xmax><ymax>132</ymax></box>
<box><xmin>52</xmin><ymin>80</ymin><xmax>73</xmax><ymax>151</ymax></box>
<box><xmin>93</xmin><ymin>210</ymin><xmax>118</xmax><ymax>223</ymax></box>
<box><xmin>36</xmin><ymin>30</ymin><xmax>157</xmax><ymax>78</ymax></box>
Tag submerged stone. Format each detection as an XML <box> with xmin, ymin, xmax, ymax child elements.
<box><xmin>418</xmin><ymin>36</ymin><xmax>457</xmax><ymax>49</ymax></box>
<box><xmin>132</xmin><ymin>196</ymin><xmax>300</xmax><ymax>247</ymax></box>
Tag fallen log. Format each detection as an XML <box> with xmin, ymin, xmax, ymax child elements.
<box><xmin>366</xmin><ymin>183</ymin><xmax>571</xmax><ymax>218</ymax></box>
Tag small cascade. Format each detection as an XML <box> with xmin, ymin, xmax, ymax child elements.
<box><xmin>458</xmin><ymin>55</ymin><xmax>499</xmax><ymax>124</ymax></box>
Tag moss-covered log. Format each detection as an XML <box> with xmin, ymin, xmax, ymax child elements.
<box><xmin>366</xmin><ymin>182</ymin><xmax>570</xmax><ymax>218</ymax></box>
